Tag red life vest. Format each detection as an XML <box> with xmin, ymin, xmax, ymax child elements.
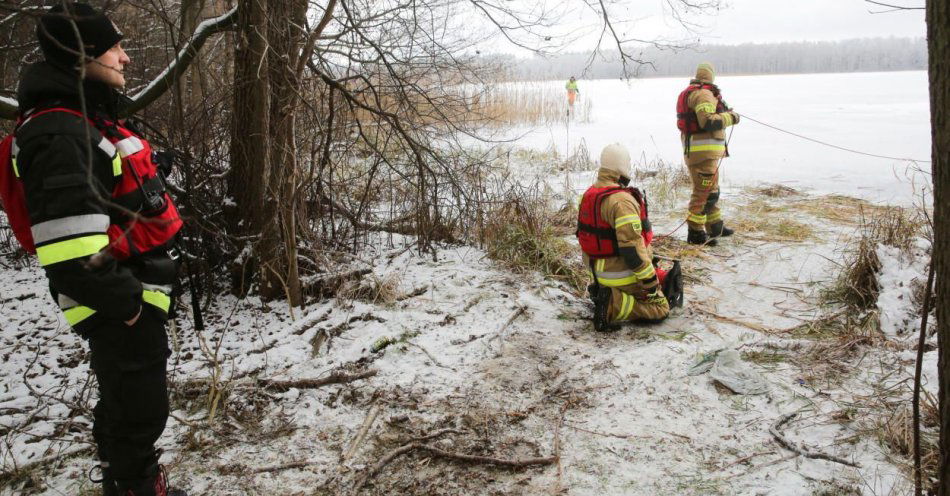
<box><xmin>576</xmin><ymin>186</ymin><xmax>652</xmax><ymax>259</ymax></box>
<box><xmin>0</xmin><ymin>107</ymin><xmax>182</xmax><ymax>259</ymax></box>
<box><xmin>676</xmin><ymin>83</ymin><xmax>726</xmax><ymax>135</ymax></box>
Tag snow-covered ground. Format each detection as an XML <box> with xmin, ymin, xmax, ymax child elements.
<box><xmin>0</xmin><ymin>70</ymin><xmax>937</xmax><ymax>495</ymax></box>
<box><xmin>503</xmin><ymin>71</ymin><xmax>931</xmax><ymax>206</ymax></box>
<box><xmin>0</xmin><ymin>182</ymin><xmax>937</xmax><ymax>495</ymax></box>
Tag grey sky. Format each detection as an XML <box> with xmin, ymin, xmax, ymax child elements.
<box><xmin>480</xmin><ymin>0</ymin><xmax>926</xmax><ymax>56</ymax></box>
<box><xmin>699</xmin><ymin>0</ymin><xmax>926</xmax><ymax>44</ymax></box>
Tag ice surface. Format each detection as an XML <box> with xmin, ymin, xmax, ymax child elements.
<box><xmin>503</xmin><ymin>71</ymin><xmax>931</xmax><ymax>205</ymax></box>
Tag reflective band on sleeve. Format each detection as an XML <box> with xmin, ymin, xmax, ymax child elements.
<box><xmin>689</xmin><ymin>144</ymin><xmax>726</xmax><ymax>152</ymax></box>
<box><xmin>35</xmin><ymin>234</ymin><xmax>108</xmax><ymax>266</ymax></box>
<box><xmin>634</xmin><ymin>264</ymin><xmax>656</xmax><ymax>280</ymax></box>
<box><xmin>143</xmin><ymin>290</ymin><xmax>171</xmax><ymax>312</ymax></box>
<box><xmin>614</xmin><ymin>215</ymin><xmax>641</xmax><ymax>231</ymax></box>
<box><xmin>111</xmin><ymin>154</ymin><xmax>122</xmax><ymax>176</ymax></box>
<box><xmin>63</xmin><ymin>305</ymin><xmax>96</xmax><ymax>326</ymax></box>
<box><xmin>616</xmin><ymin>292</ymin><xmax>636</xmax><ymax>321</ymax></box>
<box><xmin>11</xmin><ymin>157</ymin><xmax>19</xmax><ymax>178</ymax></box>
<box><xmin>114</xmin><ymin>137</ymin><xmax>144</xmax><ymax>157</ymax></box>
<box><xmin>97</xmin><ymin>137</ymin><xmax>116</xmax><ymax>157</ymax></box>
<box><xmin>722</xmin><ymin>113</ymin><xmax>733</xmax><ymax>127</ymax></box>
<box><xmin>687</xmin><ymin>212</ymin><xmax>707</xmax><ymax>224</ymax></box>
<box><xmin>31</xmin><ymin>214</ymin><xmax>109</xmax><ymax>244</ymax></box>
<box><xmin>694</xmin><ymin>102</ymin><xmax>716</xmax><ymax>114</ymax></box>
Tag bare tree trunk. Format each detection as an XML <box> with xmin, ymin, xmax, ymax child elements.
<box><xmin>927</xmin><ymin>0</ymin><xmax>950</xmax><ymax>493</ymax></box>
<box><xmin>228</xmin><ymin>0</ymin><xmax>270</xmax><ymax>296</ymax></box>
<box><xmin>262</xmin><ymin>0</ymin><xmax>306</xmax><ymax>306</ymax></box>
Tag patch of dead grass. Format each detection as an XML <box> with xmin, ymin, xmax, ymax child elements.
<box><xmin>825</xmin><ymin>206</ymin><xmax>922</xmax><ymax>310</ymax></box>
<box><xmin>480</xmin><ymin>198</ymin><xmax>588</xmax><ymax>294</ymax></box>
<box><xmin>339</xmin><ymin>272</ymin><xmax>406</xmax><ymax>306</ymax></box>
<box><xmin>792</xmin><ymin>195</ymin><xmax>890</xmax><ymax>225</ymax></box>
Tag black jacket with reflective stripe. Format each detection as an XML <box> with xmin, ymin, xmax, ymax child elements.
<box><xmin>15</xmin><ymin>62</ymin><xmax>142</xmax><ymax>323</ymax></box>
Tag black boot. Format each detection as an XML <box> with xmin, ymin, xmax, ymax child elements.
<box><xmin>687</xmin><ymin>229</ymin><xmax>717</xmax><ymax>246</ymax></box>
<box><xmin>587</xmin><ymin>283</ymin><xmax>598</xmax><ymax>304</ymax></box>
<box><xmin>592</xmin><ymin>286</ymin><xmax>618</xmax><ymax>333</ymax></box>
<box><xmin>662</xmin><ymin>261</ymin><xmax>684</xmax><ymax>308</ymax></box>
<box><xmin>119</xmin><ymin>463</ymin><xmax>187</xmax><ymax>496</ymax></box>
<box><xmin>708</xmin><ymin>221</ymin><xmax>734</xmax><ymax>238</ymax></box>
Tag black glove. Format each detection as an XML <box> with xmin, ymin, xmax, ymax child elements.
<box><xmin>151</xmin><ymin>150</ymin><xmax>178</xmax><ymax>178</ymax></box>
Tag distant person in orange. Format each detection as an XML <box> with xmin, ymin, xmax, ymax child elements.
<box><xmin>565</xmin><ymin>76</ymin><xmax>579</xmax><ymax>107</ymax></box>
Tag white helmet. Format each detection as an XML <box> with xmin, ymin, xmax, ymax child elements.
<box><xmin>599</xmin><ymin>143</ymin><xmax>632</xmax><ymax>181</ymax></box>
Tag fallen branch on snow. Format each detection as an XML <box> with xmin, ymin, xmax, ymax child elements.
<box><xmin>342</xmin><ymin>404</ymin><xmax>382</xmax><ymax>462</ymax></box>
<box><xmin>352</xmin><ymin>429</ymin><xmax>555</xmax><ymax>492</ymax></box>
<box><xmin>769</xmin><ymin>413</ymin><xmax>861</xmax><ymax>468</ymax></box>
<box><xmin>259</xmin><ymin>370</ymin><xmax>378</xmax><ymax>392</ymax></box>
<box><xmin>486</xmin><ymin>305</ymin><xmax>528</xmax><ymax>357</ymax></box>
<box><xmin>0</xmin><ymin>444</ymin><xmax>95</xmax><ymax>480</ymax></box>
<box><xmin>695</xmin><ymin>307</ymin><xmax>775</xmax><ymax>333</ymax></box>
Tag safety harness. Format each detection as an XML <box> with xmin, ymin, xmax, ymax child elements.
<box><xmin>0</xmin><ymin>106</ymin><xmax>182</xmax><ymax>259</ymax></box>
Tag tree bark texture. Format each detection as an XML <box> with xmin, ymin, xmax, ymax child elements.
<box><xmin>228</xmin><ymin>0</ymin><xmax>271</xmax><ymax>296</ymax></box>
<box><xmin>262</xmin><ymin>0</ymin><xmax>307</xmax><ymax>305</ymax></box>
<box><xmin>227</xmin><ymin>0</ymin><xmax>307</xmax><ymax>305</ymax></box>
<box><xmin>927</xmin><ymin>0</ymin><xmax>950</xmax><ymax>493</ymax></box>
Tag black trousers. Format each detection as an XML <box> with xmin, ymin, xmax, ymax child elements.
<box><xmin>87</xmin><ymin>305</ymin><xmax>170</xmax><ymax>487</ymax></box>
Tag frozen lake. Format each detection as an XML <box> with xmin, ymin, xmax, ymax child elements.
<box><xmin>508</xmin><ymin>71</ymin><xmax>932</xmax><ymax>206</ymax></box>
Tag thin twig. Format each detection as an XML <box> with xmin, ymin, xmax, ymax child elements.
<box><xmin>912</xmin><ymin>260</ymin><xmax>935</xmax><ymax>496</ymax></box>
<box><xmin>716</xmin><ymin>450</ymin><xmax>776</xmax><ymax>472</ymax></box>
<box><xmin>487</xmin><ymin>305</ymin><xmax>528</xmax><ymax>357</ymax></box>
<box><xmin>406</xmin><ymin>342</ymin><xmax>455</xmax><ymax>370</ymax></box>
<box><xmin>259</xmin><ymin>370</ymin><xmax>378</xmax><ymax>392</ymax></box>
<box><xmin>769</xmin><ymin>413</ymin><xmax>861</xmax><ymax>468</ymax></box>
<box><xmin>342</xmin><ymin>404</ymin><xmax>382</xmax><ymax>462</ymax></box>
<box><xmin>353</xmin><ymin>439</ymin><xmax>555</xmax><ymax>492</ymax></box>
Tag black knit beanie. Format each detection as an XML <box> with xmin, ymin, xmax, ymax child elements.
<box><xmin>37</xmin><ymin>2</ymin><xmax>123</xmax><ymax>68</ymax></box>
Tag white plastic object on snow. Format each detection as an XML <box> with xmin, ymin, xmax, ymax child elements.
<box><xmin>708</xmin><ymin>349</ymin><xmax>771</xmax><ymax>395</ymax></box>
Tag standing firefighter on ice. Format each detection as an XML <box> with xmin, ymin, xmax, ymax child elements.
<box><xmin>576</xmin><ymin>144</ymin><xmax>682</xmax><ymax>332</ymax></box>
<box><xmin>676</xmin><ymin>62</ymin><xmax>740</xmax><ymax>246</ymax></box>
<box><xmin>0</xmin><ymin>3</ymin><xmax>187</xmax><ymax>495</ymax></box>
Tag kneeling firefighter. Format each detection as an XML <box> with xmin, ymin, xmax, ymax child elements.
<box><xmin>576</xmin><ymin>144</ymin><xmax>683</xmax><ymax>332</ymax></box>
<box><xmin>0</xmin><ymin>3</ymin><xmax>187</xmax><ymax>495</ymax></box>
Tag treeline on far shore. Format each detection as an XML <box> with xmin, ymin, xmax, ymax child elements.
<box><xmin>492</xmin><ymin>37</ymin><xmax>926</xmax><ymax>81</ymax></box>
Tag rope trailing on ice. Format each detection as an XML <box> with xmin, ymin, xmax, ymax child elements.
<box><xmin>738</xmin><ymin>112</ymin><xmax>931</xmax><ymax>163</ymax></box>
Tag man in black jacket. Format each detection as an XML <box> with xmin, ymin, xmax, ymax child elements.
<box><xmin>15</xmin><ymin>4</ymin><xmax>185</xmax><ymax>495</ymax></box>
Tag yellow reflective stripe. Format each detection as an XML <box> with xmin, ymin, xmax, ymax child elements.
<box><xmin>706</xmin><ymin>211</ymin><xmax>722</xmax><ymax>223</ymax></box>
<box><xmin>634</xmin><ymin>264</ymin><xmax>656</xmax><ymax>280</ymax></box>
<box><xmin>63</xmin><ymin>306</ymin><xmax>96</xmax><ymax>326</ymax></box>
<box><xmin>11</xmin><ymin>157</ymin><xmax>19</xmax><ymax>178</ymax></box>
<box><xmin>595</xmin><ymin>259</ymin><xmax>605</xmax><ymax>272</ymax></box>
<box><xmin>35</xmin><ymin>234</ymin><xmax>108</xmax><ymax>266</ymax></box>
<box><xmin>111</xmin><ymin>154</ymin><xmax>122</xmax><ymax>176</ymax></box>
<box><xmin>687</xmin><ymin>212</ymin><xmax>707</xmax><ymax>224</ymax></box>
<box><xmin>143</xmin><ymin>290</ymin><xmax>170</xmax><ymax>312</ymax></box>
<box><xmin>688</xmin><ymin>144</ymin><xmax>726</xmax><ymax>152</ymax></box>
<box><xmin>616</xmin><ymin>292</ymin><xmax>635</xmax><ymax>321</ymax></box>
<box><xmin>694</xmin><ymin>102</ymin><xmax>716</xmax><ymax>114</ymax></box>
<box><xmin>722</xmin><ymin>113</ymin><xmax>734</xmax><ymax>127</ymax></box>
<box><xmin>597</xmin><ymin>274</ymin><xmax>638</xmax><ymax>287</ymax></box>
<box><xmin>614</xmin><ymin>215</ymin><xmax>641</xmax><ymax>230</ymax></box>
